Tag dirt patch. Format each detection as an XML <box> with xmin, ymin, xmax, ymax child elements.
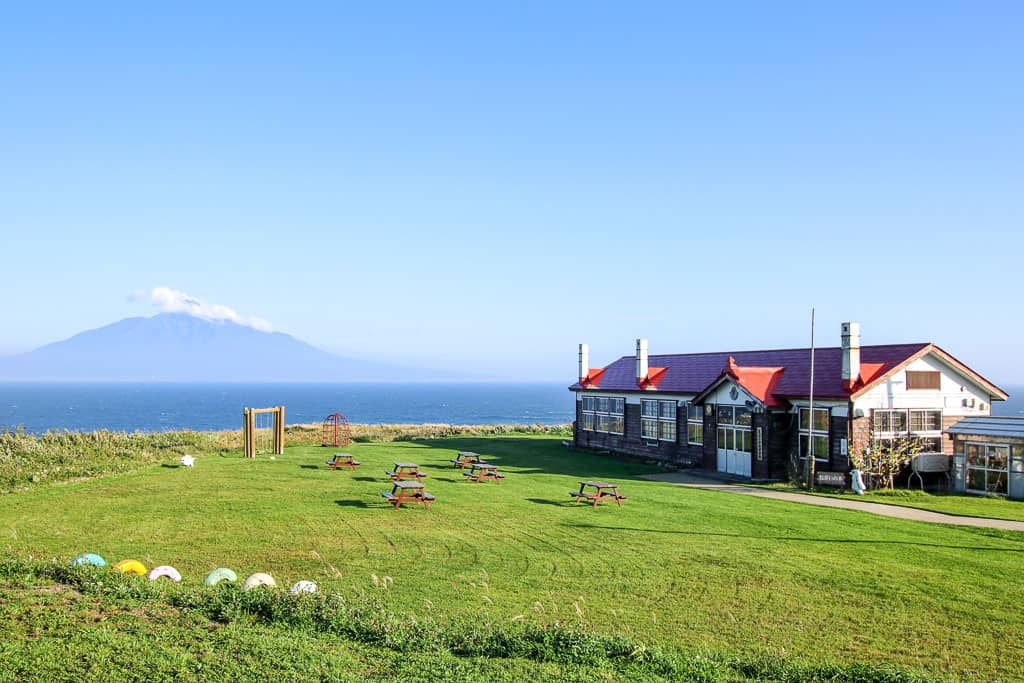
<box><xmin>31</xmin><ymin>583</ymin><xmax>81</xmax><ymax>596</ymax></box>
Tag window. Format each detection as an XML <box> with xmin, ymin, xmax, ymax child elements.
<box><xmin>581</xmin><ymin>395</ymin><xmax>624</xmax><ymax>435</ymax></box>
<box><xmin>799</xmin><ymin>407</ymin><xmax>829</xmax><ymax>460</ymax></box>
<box><xmin>873</xmin><ymin>409</ymin><xmax>942</xmax><ymax>455</ymax></box>
<box><xmin>641</xmin><ymin>399</ymin><xmax>677</xmax><ymax>442</ymax></box>
<box><xmin>686</xmin><ymin>403</ymin><xmax>703</xmax><ymax>445</ymax></box>
<box><xmin>717</xmin><ymin>405</ymin><xmax>753</xmax><ymax>453</ymax></box>
<box><xmin>966</xmin><ymin>443</ymin><xmax>1009</xmax><ymax>494</ymax></box>
<box><xmin>910</xmin><ymin>410</ymin><xmax>941</xmax><ymax>432</ymax></box>
<box><xmin>906</xmin><ymin>371</ymin><xmax>941</xmax><ymax>390</ymax></box>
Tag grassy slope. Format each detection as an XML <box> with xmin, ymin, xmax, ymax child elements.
<box><xmin>0</xmin><ymin>585</ymin><xmax>648</xmax><ymax>683</ymax></box>
<box><xmin>756</xmin><ymin>484</ymin><xmax>1024</xmax><ymax>523</ymax></box>
<box><xmin>2</xmin><ymin>436</ymin><xmax>1023</xmax><ymax>680</ymax></box>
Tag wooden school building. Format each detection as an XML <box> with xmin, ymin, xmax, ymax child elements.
<box><xmin>568</xmin><ymin>322</ymin><xmax>1007</xmax><ymax>481</ymax></box>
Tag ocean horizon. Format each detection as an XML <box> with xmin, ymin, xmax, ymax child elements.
<box><xmin>0</xmin><ymin>382</ymin><xmax>577</xmax><ymax>434</ymax></box>
<box><xmin>1</xmin><ymin>381</ymin><xmax>1021</xmax><ymax>435</ymax></box>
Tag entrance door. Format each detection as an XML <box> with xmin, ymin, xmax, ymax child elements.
<box><xmin>717</xmin><ymin>426</ymin><xmax>752</xmax><ymax>477</ymax></box>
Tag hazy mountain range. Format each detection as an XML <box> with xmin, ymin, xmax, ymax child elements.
<box><xmin>0</xmin><ymin>313</ymin><xmax>461</xmax><ymax>382</ymax></box>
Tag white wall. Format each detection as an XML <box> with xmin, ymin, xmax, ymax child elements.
<box><xmin>788</xmin><ymin>400</ymin><xmax>849</xmax><ymax>418</ymax></box>
<box><xmin>576</xmin><ymin>391</ymin><xmax>695</xmax><ymax>405</ymax></box>
<box><xmin>853</xmin><ymin>353</ymin><xmax>994</xmax><ymax>417</ymax></box>
<box><xmin>705</xmin><ymin>380</ymin><xmax>757</xmax><ymax>406</ymax></box>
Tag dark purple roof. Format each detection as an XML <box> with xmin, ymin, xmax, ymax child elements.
<box><xmin>569</xmin><ymin>344</ymin><xmax>931</xmax><ymax>400</ymax></box>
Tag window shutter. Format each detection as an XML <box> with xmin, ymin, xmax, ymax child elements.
<box><xmin>906</xmin><ymin>371</ymin><xmax>941</xmax><ymax>390</ymax></box>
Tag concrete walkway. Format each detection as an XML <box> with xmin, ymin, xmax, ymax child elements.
<box><xmin>641</xmin><ymin>471</ymin><xmax>1024</xmax><ymax>532</ymax></box>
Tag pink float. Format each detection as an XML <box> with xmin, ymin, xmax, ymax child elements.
<box><xmin>148</xmin><ymin>565</ymin><xmax>182</xmax><ymax>582</ymax></box>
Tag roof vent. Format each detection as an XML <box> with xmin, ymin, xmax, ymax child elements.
<box><xmin>841</xmin><ymin>322</ymin><xmax>861</xmax><ymax>390</ymax></box>
<box><xmin>635</xmin><ymin>338</ymin><xmax>648</xmax><ymax>383</ymax></box>
<box><xmin>578</xmin><ymin>343</ymin><xmax>589</xmax><ymax>383</ymax></box>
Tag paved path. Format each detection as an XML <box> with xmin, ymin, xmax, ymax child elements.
<box><xmin>641</xmin><ymin>471</ymin><xmax>1024</xmax><ymax>532</ymax></box>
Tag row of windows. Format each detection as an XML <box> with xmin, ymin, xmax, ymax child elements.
<box><xmin>873</xmin><ymin>409</ymin><xmax>942</xmax><ymax>455</ymax></box>
<box><xmin>581</xmin><ymin>398</ymin><xmax>947</xmax><ymax>461</ymax></box>
<box><xmin>580</xmin><ymin>395</ymin><xmax>625</xmax><ymax>435</ymax></box>
<box><xmin>580</xmin><ymin>397</ymin><xmax>705</xmax><ymax>446</ymax></box>
<box><xmin>581</xmin><ymin>396</ymin><xmax>625</xmax><ymax>415</ymax></box>
<box><xmin>641</xmin><ymin>400</ymin><xmax>678</xmax><ymax>442</ymax></box>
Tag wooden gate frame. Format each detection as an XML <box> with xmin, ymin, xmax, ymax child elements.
<box><xmin>243</xmin><ymin>406</ymin><xmax>285</xmax><ymax>458</ymax></box>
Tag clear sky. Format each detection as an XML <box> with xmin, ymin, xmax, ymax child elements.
<box><xmin>1</xmin><ymin>3</ymin><xmax>1021</xmax><ymax>383</ymax></box>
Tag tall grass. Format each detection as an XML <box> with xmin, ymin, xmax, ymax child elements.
<box><xmin>0</xmin><ymin>423</ymin><xmax>570</xmax><ymax>493</ymax></box>
<box><xmin>0</xmin><ymin>558</ymin><xmax>938</xmax><ymax>683</ymax></box>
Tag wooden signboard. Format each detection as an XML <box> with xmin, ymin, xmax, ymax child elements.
<box><xmin>815</xmin><ymin>471</ymin><xmax>847</xmax><ymax>487</ymax></box>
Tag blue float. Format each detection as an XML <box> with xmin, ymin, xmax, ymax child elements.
<box><xmin>72</xmin><ymin>553</ymin><xmax>106</xmax><ymax>567</ymax></box>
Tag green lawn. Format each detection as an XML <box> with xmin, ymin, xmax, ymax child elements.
<box><xmin>757</xmin><ymin>484</ymin><xmax>1024</xmax><ymax>522</ymax></box>
<box><xmin>3</xmin><ymin>436</ymin><xmax>1023</xmax><ymax>680</ymax></box>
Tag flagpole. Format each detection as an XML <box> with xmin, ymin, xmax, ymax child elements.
<box><xmin>806</xmin><ymin>308</ymin><xmax>816</xmax><ymax>489</ymax></box>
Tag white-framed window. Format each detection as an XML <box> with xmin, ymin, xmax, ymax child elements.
<box><xmin>873</xmin><ymin>408</ymin><xmax>942</xmax><ymax>454</ymax></box>
<box><xmin>641</xmin><ymin>399</ymin><xmax>677</xmax><ymax>442</ymax></box>
<box><xmin>686</xmin><ymin>402</ymin><xmax>703</xmax><ymax>445</ymax></box>
<box><xmin>717</xmin><ymin>405</ymin><xmax>753</xmax><ymax>453</ymax></box>
<box><xmin>965</xmin><ymin>442</ymin><xmax>1009</xmax><ymax>494</ymax></box>
<box><xmin>799</xmin><ymin>407</ymin><xmax>829</xmax><ymax>461</ymax></box>
<box><xmin>581</xmin><ymin>395</ymin><xmax>624</xmax><ymax>435</ymax></box>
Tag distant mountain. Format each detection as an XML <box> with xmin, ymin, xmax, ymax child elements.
<box><xmin>0</xmin><ymin>313</ymin><xmax>461</xmax><ymax>382</ymax></box>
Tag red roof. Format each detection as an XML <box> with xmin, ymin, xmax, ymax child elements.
<box><xmin>720</xmin><ymin>357</ymin><xmax>786</xmax><ymax>407</ymax></box>
<box><xmin>569</xmin><ymin>343</ymin><xmax>934</xmax><ymax>401</ymax></box>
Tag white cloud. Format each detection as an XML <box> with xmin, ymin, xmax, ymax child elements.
<box><xmin>138</xmin><ymin>287</ymin><xmax>273</xmax><ymax>332</ymax></box>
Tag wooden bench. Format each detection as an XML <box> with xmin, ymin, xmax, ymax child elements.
<box><xmin>570</xmin><ymin>481</ymin><xmax>627</xmax><ymax>507</ymax></box>
<box><xmin>567</xmin><ymin>491</ymin><xmax>630</xmax><ymax>502</ymax></box>
<box><xmin>450</xmin><ymin>452</ymin><xmax>484</xmax><ymax>469</ymax></box>
<box><xmin>463</xmin><ymin>463</ymin><xmax>505</xmax><ymax>484</ymax></box>
<box><xmin>386</xmin><ymin>469</ymin><xmax>428</xmax><ymax>481</ymax></box>
<box><xmin>381</xmin><ymin>482</ymin><xmax>436</xmax><ymax>510</ymax></box>
<box><xmin>326</xmin><ymin>454</ymin><xmax>360</xmax><ymax>470</ymax></box>
<box><xmin>463</xmin><ymin>470</ymin><xmax>506</xmax><ymax>484</ymax></box>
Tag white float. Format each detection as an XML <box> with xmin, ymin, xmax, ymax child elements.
<box><xmin>204</xmin><ymin>568</ymin><xmax>238</xmax><ymax>587</ymax></box>
<box><xmin>148</xmin><ymin>565</ymin><xmax>182</xmax><ymax>582</ymax></box>
<box><xmin>242</xmin><ymin>572</ymin><xmax>277</xmax><ymax>590</ymax></box>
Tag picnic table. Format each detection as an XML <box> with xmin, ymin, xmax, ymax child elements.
<box><xmin>381</xmin><ymin>481</ymin><xmax>436</xmax><ymax>510</ymax></box>
<box><xmin>325</xmin><ymin>453</ymin><xmax>361</xmax><ymax>471</ymax></box>
<box><xmin>386</xmin><ymin>462</ymin><xmax>428</xmax><ymax>482</ymax></box>
<box><xmin>463</xmin><ymin>462</ymin><xmax>505</xmax><ymax>484</ymax></box>
<box><xmin>450</xmin><ymin>451</ymin><xmax>485</xmax><ymax>469</ymax></box>
<box><xmin>569</xmin><ymin>481</ymin><xmax>628</xmax><ymax>507</ymax></box>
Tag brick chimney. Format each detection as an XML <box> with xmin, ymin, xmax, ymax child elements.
<box><xmin>841</xmin><ymin>322</ymin><xmax>861</xmax><ymax>390</ymax></box>
<box><xmin>635</xmin><ymin>338</ymin><xmax>649</xmax><ymax>384</ymax></box>
<box><xmin>578</xmin><ymin>343</ymin><xmax>589</xmax><ymax>383</ymax></box>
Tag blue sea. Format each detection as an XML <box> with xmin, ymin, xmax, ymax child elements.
<box><xmin>0</xmin><ymin>382</ymin><xmax>1021</xmax><ymax>435</ymax></box>
<box><xmin>0</xmin><ymin>383</ymin><xmax>576</xmax><ymax>434</ymax></box>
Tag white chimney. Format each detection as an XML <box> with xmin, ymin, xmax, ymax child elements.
<box><xmin>635</xmin><ymin>338</ymin><xmax>649</xmax><ymax>382</ymax></box>
<box><xmin>578</xmin><ymin>343</ymin><xmax>590</xmax><ymax>382</ymax></box>
<box><xmin>841</xmin><ymin>322</ymin><xmax>861</xmax><ymax>388</ymax></box>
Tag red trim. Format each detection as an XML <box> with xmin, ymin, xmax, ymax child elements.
<box><xmin>696</xmin><ymin>357</ymin><xmax>786</xmax><ymax>407</ymax></box>
<box><xmin>579</xmin><ymin>367</ymin><xmax>606</xmax><ymax>389</ymax></box>
<box><xmin>637</xmin><ymin>367</ymin><xmax>667</xmax><ymax>390</ymax></box>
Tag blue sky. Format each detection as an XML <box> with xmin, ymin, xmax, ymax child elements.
<box><xmin>1</xmin><ymin>2</ymin><xmax>1021</xmax><ymax>382</ymax></box>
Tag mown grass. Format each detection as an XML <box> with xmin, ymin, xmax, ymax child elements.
<box><xmin>0</xmin><ymin>423</ymin><xmax>570</xmax><ymax>493</ymax></box>
<box><xmin>2</xmin><ymin>436</ymin><xmax>1022</xmax><ymax>680</ymax></box>
<box><xmin>756</xmin><ymin>483</ymin><xmax>1024</xmax><ymax>522</ymax></box>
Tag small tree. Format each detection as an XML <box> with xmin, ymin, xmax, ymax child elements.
<box><xmin>850</xmin><ymin>436</ymin><xmax>922</xmax><ymax>490</ymax></box>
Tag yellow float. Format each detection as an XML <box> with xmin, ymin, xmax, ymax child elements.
<box><xmin>112</xmin><ymin>559</ymin><xmax>148</xmax><ymax>576</ymax></box>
